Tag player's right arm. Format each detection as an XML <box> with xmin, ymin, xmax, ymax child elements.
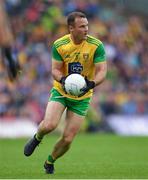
<box><xmin>51</xmin><ymin>43</ymin><xmax>64</xmax><ymax>82</ymax></box>
<box><xmin>52</xmin><ymin>59</ymin><xmax>64</xmax><ymax>82</ymax></box>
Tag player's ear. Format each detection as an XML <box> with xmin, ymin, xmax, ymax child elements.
<box><xmin>69</xmin><ymin>25</ymin><xmax>74</xmax><ymax>32</ymax></box>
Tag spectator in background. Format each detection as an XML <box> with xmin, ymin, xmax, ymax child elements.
<box><xmin>0</xmin><ymin>0</ymin><xmax>148</xmax><ymax>129</ymax></box>
<box><xmin>0</xmin><ymin>0</ymin><xmax>21</xmax><ymax>80</ymax></box>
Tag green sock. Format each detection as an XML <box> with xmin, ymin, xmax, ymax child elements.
<box><xmin>47</xmin><ymin>155</ymin><xmax>55</xmax><ymax>164</ymax></box>
<box><xmin>35</xmin><ymin>133</ymin><xmax>43</xmax><ymax>141</ymax></box>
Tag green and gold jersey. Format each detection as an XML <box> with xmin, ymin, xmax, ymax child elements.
<box><xmin>52</xmin><ymin>34</ymin><xmax>106</xmax><ymax>100</ymax></box>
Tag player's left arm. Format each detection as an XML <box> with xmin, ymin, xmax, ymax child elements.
<box><xmin>93</xmin><ymin>42</ymin><xmax>107</xmax><ymax>86</ymax></box>
<box><xmin>79</xmin><ymin>43</ymin><xmax>107</xmax><ymax>96</ymax></box>
<box><xmin>93</xmin><ymin>61</ymin><xmax>107</xmax><ymax>86</ymax></box>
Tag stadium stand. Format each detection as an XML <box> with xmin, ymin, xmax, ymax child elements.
<box><xmin>0</xmin><ymin>0</ymin><xmax>147</xmax><ymax>135</ymax></box>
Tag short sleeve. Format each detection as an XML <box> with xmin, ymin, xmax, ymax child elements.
<box><xmin>93</xmin><ymin>43</ymin><xmax>106</xmax><ymax>63</ymax></box>
<box><xmin>52</xmin><ymin>44</ymin><xmax>63</xmax><ymax>61</ymax></box>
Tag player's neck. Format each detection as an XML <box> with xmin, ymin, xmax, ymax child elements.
<box><xmin>70</xmin><ymin>35</ymin><xmax>83</xmax><ymax>45</ymax></box>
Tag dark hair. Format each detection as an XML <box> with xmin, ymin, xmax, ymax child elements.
<box><xmin>67</xmin><ymin>11</ymin><xmax>86</xmax><ymax>26</ymax></box>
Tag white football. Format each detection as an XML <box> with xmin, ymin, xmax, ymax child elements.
<box><xmin>65</xmin><ymin>74</ymin><xmax>86</xmax><ymax>96</ymax></box>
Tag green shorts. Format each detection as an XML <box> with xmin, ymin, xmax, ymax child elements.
<box><xmin>49</xmin><ymin>88</ymin><xmax>91</xmax><ymax>116</ymax></box>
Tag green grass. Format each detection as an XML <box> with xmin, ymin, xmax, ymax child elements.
<box><xmin>0</xmin><ymin>133</ymin><xmax>148</xmax><ymax>179</ymax></box>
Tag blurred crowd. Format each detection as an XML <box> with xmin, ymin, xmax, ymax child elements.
<box><xmin>0</xmin><ymin>0</ymin><xmax>148</xmax><ymax>125</ymax></box>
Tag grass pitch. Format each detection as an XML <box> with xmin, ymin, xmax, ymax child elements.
<box><xmin>0</xmin><ymin>133</ymin><xmax>148</xmax><ymax>179</ymax></box>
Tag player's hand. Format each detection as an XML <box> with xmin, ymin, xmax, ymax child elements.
<box><xmin>60</xmin><ymin>76</ymin><xmax>66</xmax><ymax>85</ymax></box>
<box><xmin>79</xmin><ymin>77</ymin><xmax>95</xmax><ymax>97</ymax></box>
<box><xmin>59</xmin><ymin>76</ymin><xmax>67</xmax><ymax>93</ymax></box>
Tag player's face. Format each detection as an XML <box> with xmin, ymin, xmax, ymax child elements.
<box><xmin>70</xmin><ymin>17</ymin><xmax>88</xmax><ymax>43</ymax></box>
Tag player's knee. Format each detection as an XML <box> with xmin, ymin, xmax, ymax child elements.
<box><xmin>47</xmin><ymin>122</ymin><xmax>57</xmax><ymax>132</ymax></box>
<box><xmin>42</xmin><ymin>120</ymin><xmax>57</xmax><ymax>133</ymax></box>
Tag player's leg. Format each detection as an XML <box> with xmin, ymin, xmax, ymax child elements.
<box><xmin>44</xmin><ymin>111</ymin><xmax>85</xmax><ymax>174</ymax></box>
<box><xmin>24</xmin><ymin>101</ymin><xmax>66</xmax><ymax>156</ymax></box>
<box><xmin>53</xmin><ymin>110</ymin><xmax>84</xmax><ymax>159</ymax></box>
<box><xmin>44</xmin><ymin>97</ymin><xmax>90</xmax><ymax>174</ymax></box>
<box><xmin>37</xmin><ymin>101</ymin><xmax>66</xmax><ymax>139</ymax></box>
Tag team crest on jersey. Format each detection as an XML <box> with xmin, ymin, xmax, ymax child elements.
<box><xmin>83</xmin><ymin>53</ymin><xmax>89</xmax><ymax>60</ymax></box>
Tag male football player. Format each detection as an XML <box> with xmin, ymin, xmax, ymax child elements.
<box><xmin>24</xmin><ymin>11</ymin><xmax>107</xmax><ymax>174</ymax></box>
